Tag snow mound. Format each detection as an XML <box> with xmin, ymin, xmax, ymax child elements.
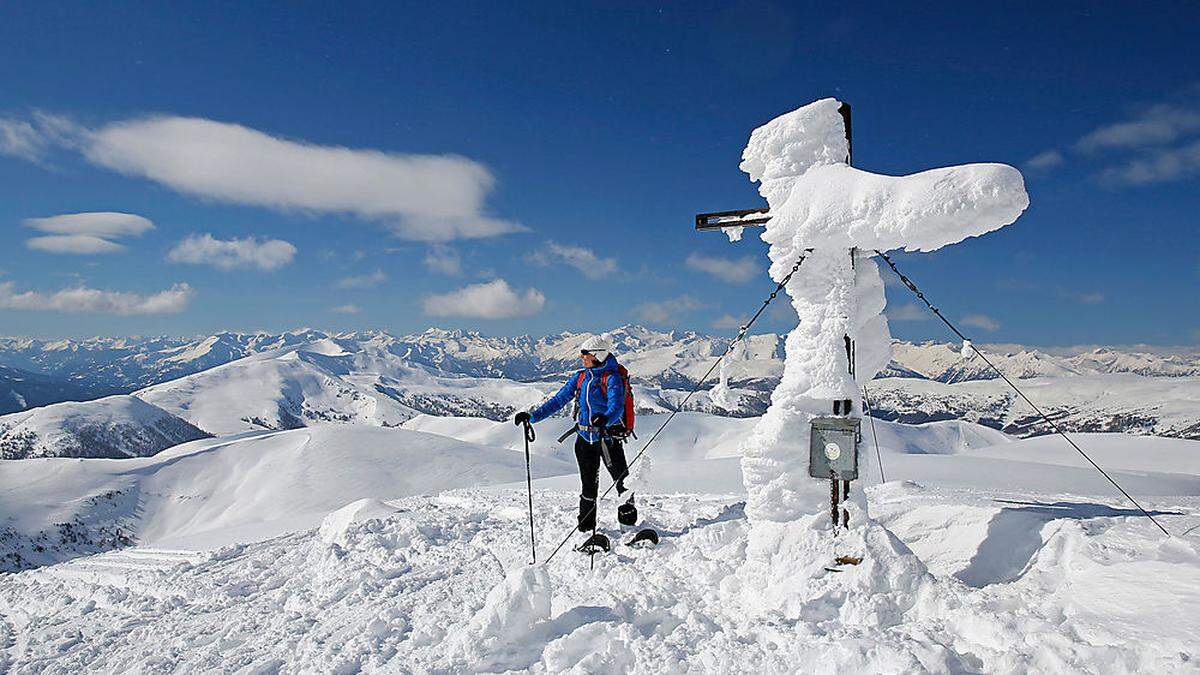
<box><xmin>318</xmin><ymin>498</ymin><xmax>402</xmax><ymax>546</ymax></box>
<box><xmin>0</xmin><ymin>394</ymin><xmax>210</xmax><ymax>459</ymax></box>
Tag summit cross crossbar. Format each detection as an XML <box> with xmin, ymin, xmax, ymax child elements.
<box><xmin>694</xmin><ymin>102</ymin><xmax>852</xmax><ymax>232</ymax></box>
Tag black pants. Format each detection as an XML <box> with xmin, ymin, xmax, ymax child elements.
<box><xmin>575</xmin><ymin>435</ymin><xmax>630</xmax><ymax>500</ymax></box>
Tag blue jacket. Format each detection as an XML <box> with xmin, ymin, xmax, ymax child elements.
<box><xmin>529</xmin><ymin>354</ymin><xmax>625</xmax><ymax>443</ymax></box>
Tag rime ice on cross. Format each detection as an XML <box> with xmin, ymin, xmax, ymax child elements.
<box><xmin>734</xmin><ymin>98</ymin><xmax>1029</xmax><ymax>522</ymax></box>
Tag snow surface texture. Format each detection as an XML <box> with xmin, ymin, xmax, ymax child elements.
<box><xmin>738</xmin><ymin>98</ymin><xmax>1030</xmax><ymax>523</ymax></box>
<box><xmin>1</xmin><ymin>421</ymin><xmax>1198</xmax><ymax>672</ymax></box>
<box><xmin>0</xmin><ymin>425</ymin><xmax>575</xmax><ymax>571</ymax></box>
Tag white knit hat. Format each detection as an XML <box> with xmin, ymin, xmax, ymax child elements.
<box><xmin>579</xmin><ymin>335</ymin><xmax>612</xmax><ymax>362</ymax></box>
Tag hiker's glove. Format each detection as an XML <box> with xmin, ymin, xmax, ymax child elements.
<box><xmin>514</xmin><ymin>411</ymin><xmax>531</xmax><ymax>426</ymax></box>
<box><xmin>607</xmin><ymin>422</ymin><xmax>628</xmax><ymax>438</ymax></box>
<box><xmin>590</xmin><ymin>413</ymin><xmax>607</xmax><ymax>428</ymax></box>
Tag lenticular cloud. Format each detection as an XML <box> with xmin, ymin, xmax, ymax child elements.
<box><xmin>65</xmin><ymin>115</ymin><xmax>525</xmax><ymax>242</ymax></box>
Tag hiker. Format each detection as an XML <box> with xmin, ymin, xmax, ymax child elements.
<box><xmin>514</xmin><ymin>336</ymin><xmax>637</xmax><ymax>532</ymax></box>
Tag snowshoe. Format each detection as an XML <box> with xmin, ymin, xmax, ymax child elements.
<box><xmin>576</xmin><ymin>533</ymin><xmax>610</xmax><ymax>554</ymax></box>
<box><xmin>617</xmin><ymin>494</ymin><xmax>637</xmax><ymax>527</ymax></box>
<box><xmin>625</xmin><ymin>528</ymin><xmax>659</xmax><ymax>548</ymax></box>
<box><xmin>577</xmin><ymin>496</ymin><xmax>596</xmax><ymax>532</ymax></box>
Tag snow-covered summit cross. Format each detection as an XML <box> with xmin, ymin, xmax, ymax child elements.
<box><xmin>702</xmin><ymin>98</ymin><xmax>1029</xmax><ymax>523</ymax></box>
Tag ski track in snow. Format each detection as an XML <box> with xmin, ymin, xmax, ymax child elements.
<box><xmin>2</xmin><ymin>482</ymin><xmax>1198</xmax><ymax>673</ymax></box>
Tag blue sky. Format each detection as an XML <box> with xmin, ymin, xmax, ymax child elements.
<box><xmin>1</xmin><ymin>2</ymin><xmax>1197</xmax><ymax>345</ymax></box>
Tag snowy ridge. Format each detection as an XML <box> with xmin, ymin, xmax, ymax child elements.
<box><xmin>0</xmin><ymin>395</ymin><xmax>210</xmax><ymax>459</ymax></box>
<box><xmin>133</xmin><ymin>345</ymin><xmax>561</xmax><ymax>436</ymax></box>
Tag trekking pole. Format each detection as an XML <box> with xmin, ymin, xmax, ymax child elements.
<box><xmin>521</xmin><ymin>420</ymin><xmax>538</xmax><ymax>564</ymax></box>
<box><xmin>589</xmin><ymin>431</ymin><xmax>611</xmax><ymax>571</ymax></box>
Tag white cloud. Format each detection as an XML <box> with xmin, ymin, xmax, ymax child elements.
<box><xmin>424</xmin><ymin>245</ymin><xmax>463</xmax><ymax>276</ymax></box>
<box><xmin>1078</xmin><ymin>292</ymin><xmax>1105</xmax><ymax>305</ymax></box>
<box><xmin>886</xmin><ymin>303</ymin><xmax>930</xmax><ymax>321</ymax></box>
<box><xmin>386</xmin><ymin>215</ymin><xmax>525</xmax><ymax>242</ymax></box>
<box><xmin>685</xmin><ymin>252</ymin><xmax>758</xmax><ymax>283</ymax></box>
<box><xmin>633</xmin><ymin>295</ymin><xmax>702</xmax><ymax>324</ymax></box>
<box><xmin>168</xmin><ymin>233</ymin><xmax>296</xmax><ymax>271</ymax></box>
<box><xmin>422</xmin><ymin>279</ymin><xmax>545</xmax><ymax>319</ymax></box>
<box><xmin>0</xmin><ymin>118</ymin><xmax>49</xmax><ymax>162</ymax></box>
<box><xmin>24</xmin><ymin>211</ymin><xmax>154</xmax><ymax>238</ymax></box>
<box><xmin>962</xmin><ymin>313</ymin><xmax>1000</xmax><ymax>332</ymax></box>
<box><xmin>78</xmin><ymin>115</ymin><xmax>524</xmax><ymax>242</ymax></box>
<box><xmin>527</xmin><ymin>241</ymin><xmax>617</xmax><ymax>280</ymax></box>
<box><xmin>335</xmin><ymin>269</ymin><xmax>388</xmax><ymax>289</ymax></box>
<box><xmin>711</xmin><ymin>313</ymin><xmax>744</xmax><ymax>329</ymax></box>
<box><xmin>27</xmin><ymin>235</ymin><xmax>126</xmax><ymax>255</ymax></box>
<box><xmin>1025</xmin><ymin>150</ymin><xmax>1063</xmax><ymax>170</ymax></box>
<box><xmin>331</xmin><ymin>304</ymin><xmax>361</xmax><ymax>314</ymax></box>
<box><xmin>0</xmin><ymin>281</ymin><xmax>192</xmax><ymax>315</ymax></box>
<box><xmin>1098</xmin><ymin>139</ymin><xmax>1200</xmax><ymax>185</ymax></box>
<box><xmin>23</xmin><ymin>211</ymin><xmax>154</xmax><ymax>255</ymax></box>
<box><xmin>1077</xmin><ymin>104</ymin><xmax>1200</xmax><ymax>153</ymax></box>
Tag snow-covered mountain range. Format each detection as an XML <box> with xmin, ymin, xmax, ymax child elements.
<box><xmin>5</xmin><ymin>327</ymin><xmax>1198</xmax><ymax>399</ymax></box>
<box><xmin>1</xmin><ymin>327</ymin><xmax>1198</xmax><ymax>458</ymax></box>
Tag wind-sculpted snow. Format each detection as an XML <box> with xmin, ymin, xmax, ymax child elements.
<box><xmin>734</xmin><ymin>97</ymin><xmax>1029</xmax><ymax>527</ymax></box>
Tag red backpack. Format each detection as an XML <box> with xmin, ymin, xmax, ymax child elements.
<box><xmin>575</xmin><ymin>364</ymin><xmax>636</xmax><ymax>432</ymax></box>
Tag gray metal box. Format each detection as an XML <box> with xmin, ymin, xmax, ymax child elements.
<box><xmin>809</xmin><ymin>416</ymin><xmax>861</xmax><ymax>481</ymax></box>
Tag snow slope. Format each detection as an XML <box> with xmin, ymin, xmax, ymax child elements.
<box><xmin>0</xmin><ymin>425</ymin><xmax>575</xmax><ymax>571</ymax></box>
<box><xmin>1</xmin><ymin>414</ymin><xmax>1199</xmax><ymax>671</ymax></box>
<box><xmin>1</xmin><ymin>459</ymin><xmax>1197</xmax><ymax>672</ymax></box>
<box><xmin>0</xmin><ymin>394</ymin><xmax>209</xmax><ymax>459</ymax></box>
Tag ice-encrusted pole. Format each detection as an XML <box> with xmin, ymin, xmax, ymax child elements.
<box><xmin>734</xmin><ymin>98</ymin><xmax>1030</xmax><ymax>523</ymax></box>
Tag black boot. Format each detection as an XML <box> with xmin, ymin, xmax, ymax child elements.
<box><xmin>577</xmin><ymin>495</ymin><xmax>596</xmax><ymax>532</ymax></box>
<box><xmin>617</xmin><ymin>493</ymin><xmax>637</xmax><ymax>527</ymax></box>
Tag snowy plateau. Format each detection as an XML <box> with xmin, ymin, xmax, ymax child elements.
<box><xmin>0</xmin><ymin>328</ymin><xmax>1198</xmax><ymax>672</ymax></box>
